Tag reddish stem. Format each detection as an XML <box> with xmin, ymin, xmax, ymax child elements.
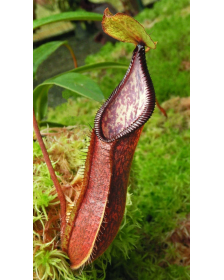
<box><xmin>45</xmin><ymin>215</ymin><xmax>60</xmax><ymax>232</ymax></box>
<box><xmin>156</xmin><ymin>98</ymin><xmax>167</xmax><ymax>118</ymax></box>
<box><xmin>33</xmin><ymin>109</ymin><xmax>66</xmax><ymax>239</ymax></box>
<box><xmin>64</xmin><ymin>44</ymin><xmax>78</xmax><ymax>68</ymax></box>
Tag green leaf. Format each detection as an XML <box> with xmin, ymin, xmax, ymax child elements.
<box><xmin>33</xmin><ymin>41</ymin><xmax>67</xmax><ymax>79</ymax></box>
<box><xmin>33</xmin><ymin>11</ymin><xmax>103</xmax><ymax>30</ymax></box>
<box><xmin>46</xmin><ymin>73</ymin><xmax>105</xmax><ymax>101</ymax></box>
<box><xmin>68</xmin><ymin>62</ymin><xmax>129</xmax><ymax>74</ymax></box>
<box><xmin>51</xmin><ymin>62</ymin><xmax>129</xmax><ymax>79</ymax></box>
<box><xmin>62</xmin><ymin>89</ymin><xmax>80</xmax><ymax>101</ymax></box>
<box><xmin>102</xmin><ymin>8</ymin><xmax>157</xmax><ymax>49</ymax></box>
<box><xmin>39</xmin><ymin>121</ymin><xmax>66</xmax><ymax>128</ymax></box>
<box><xmin>34</xmin><ymin>84</ymin><xmax>52</xmax><ymax>122</ymax></box>
<box><xmin>33</xmin><ymin>73</ymin><xmax>104</xmax><ymax>121</ymax></box>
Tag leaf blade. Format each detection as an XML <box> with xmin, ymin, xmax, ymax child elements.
<box><xmin>33</xmin><ymin>41</ymin><xmax>67</xmax><ymax>78</ymax></box>
<box><xmin>69</xmin><ymin>62</ymin><xmax>129</xmax><ymax>73</ymax></box>
<box><xmin>50</xmin><ymin>62</ymin><xmax>129</xmax><ymax>80</ymax></box>
<box><xmin>102</xmin><ymin>8</ymin><xmax>156</xmax><ymax>49</ymax></box>
<box><xmin>33</xmin><ymin>11</ymin><xmax>102</xmax><ymax>29</ymax></box>
<box><xmin>45</xmin><ymin>73</ymin><xmax>104</xmax><ymax>102</ymax></box>
<box><xmin>33</xmin><ymin>84</ymin><xmax>52</xmax><ymax>122</ymax></box>
<box><xmin>33</xmin><ymin>73</ymin><xmax>104</xmax><ymax>121</ymax></box>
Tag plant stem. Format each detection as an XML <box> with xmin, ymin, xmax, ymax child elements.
<box><xmin>33</xmin><ymin>109</ymin><xmax>67</xmax><ymax>241</ymax></box>
<box><xmin>156</xmin><ymin>98</ymin><xmax>167</xmax><ymax>118</ymax></box>
<box><xmin>65</xmin><ymin>43</ymin><xmax>78</xmax><ymax>68</ymax></box>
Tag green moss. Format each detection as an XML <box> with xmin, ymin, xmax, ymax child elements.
<box><xmin>136</xmin><ymin>0</ymin><xmax>190</xmax><ymax>22</ymax></box>
<box><xmin>47</xmin><ymin>98</ymin><xmax>99</xmax><ymax>127</ymax></box>
<box><xmin>33</xmin><ymin>141</ymin><xmax>43</xmax><ymax>159</ymax></box>
<box><xmin>145</xmin><ymin>14</ymin><xmax>190</xmax><ymax>102</ymax></box>
<box><xmin>33</xmin><ymin>239</ymin><xmax>75</xmax><ymax>280</ymax></box>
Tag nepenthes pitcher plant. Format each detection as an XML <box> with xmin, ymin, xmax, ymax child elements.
<box><xmin>33</xmin><ymin>8</ymin><xmax>166</xmax><ymax>270</ymax></box>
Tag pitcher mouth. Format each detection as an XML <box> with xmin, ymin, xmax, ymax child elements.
<box><xmin>94</xmin><ymin>45</ymin><xmax>156</xmax><ymax>143</ymax></box>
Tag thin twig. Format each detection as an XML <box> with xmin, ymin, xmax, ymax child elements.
<box><xmin>33</xmin><ymin>109</ymin><xmax>67</xmax><ymax>244</ymax></box>
<box><xmin>64</xmin><ymin>43</ymin><xmax>78</xmax><ymax>68</ymax></box>
<box><xmin>156</xmin><ymin>98</ymin><xmax>168</xmax><ymax>118</ymax></box>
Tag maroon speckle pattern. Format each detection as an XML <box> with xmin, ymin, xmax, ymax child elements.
<box><xmin>94</xmin><ymin>44</ymin><xmax>155</xmax><ymax>143</ymax></box>
<box><xmin>101</xmin><ymin>56</ymin><xmax>146</xmax><ymax>139</ymax></box>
